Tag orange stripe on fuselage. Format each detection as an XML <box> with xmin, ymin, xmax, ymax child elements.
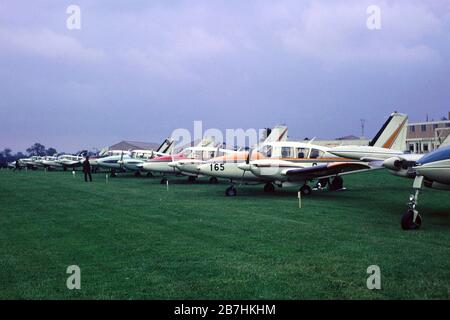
<box><xmin>382</xmin><ymin>118</ymin><xmax>407</xmax><ymax>149</ymax></box>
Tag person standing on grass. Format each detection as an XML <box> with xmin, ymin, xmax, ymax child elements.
<box><xmin>13</xmin><ymin>160</ymin><xmax>20</xmax><ymax>171</ymax></box>
<box><xmin>83</xmin><ymin>156</ymin><xmax>92</xmax><ymax>182</ymax></box>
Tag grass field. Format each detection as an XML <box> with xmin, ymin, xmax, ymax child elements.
<box><xmin>0</xmin><ymin>168</ymin><xmax>449</xmax><ymax>299</ymax></box>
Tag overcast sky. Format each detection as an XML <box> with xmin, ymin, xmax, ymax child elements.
<box><xmin>1</xmin><ymin>0</ymin><xmax>449</xmax><ymax>152</ymax></box>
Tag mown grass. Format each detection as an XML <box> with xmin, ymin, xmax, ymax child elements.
<box><xmin>0</xmin><ymin>169</ymin><xmax>449</xmax><ymax>299</ymax></box>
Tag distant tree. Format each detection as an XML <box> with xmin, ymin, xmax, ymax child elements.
<box><xmin>2</xmin><ymin>148</ymin><xmax>12</xmax><ymax>157</ymax></box>
<box><xmin>15</xmin><ymin>152</ymin><xmax>25</xmax><ymax>159</ymax></box>
<box><xmin>26</xmin><ymin>143</ymin><xmax>46</xmax><ymax>156</ymax></box>
<box><xmin>46</xmin><ymin>147</ymin><xmax>57</xmax><ymax>156</ymax></box>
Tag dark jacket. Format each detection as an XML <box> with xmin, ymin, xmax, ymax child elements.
<box><xmin>82</xmin><ymin>159</ymin><xmax>91</xmax><ymax>173</ymax></box>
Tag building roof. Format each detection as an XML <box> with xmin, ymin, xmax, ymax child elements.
<box><xmin>109</xmin><ymin>140</ymin><xmax>160</xmax><ymax>151</ymax></box>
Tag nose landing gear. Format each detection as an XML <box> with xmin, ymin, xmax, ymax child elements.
<box><xmin>401</xmin><ymin>176</ymin><xmax>424</xmax><ymax>230</ymax></box>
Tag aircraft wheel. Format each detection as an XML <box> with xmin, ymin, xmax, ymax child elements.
<box><xmin>300</xmin><ymin>184</ymin><xmax>312</xmax><ymax>196</ymax></box>
<box><xmin>187</xmin><ymin>176</ymin><xmax>196</xmax><ymax>183</ymax></box>
<box><xmin>160</xmin><ymin>177</ymin><xmax>168</xmax><ymax>184</ymax></box>
<box><xmin>209</xmin><ymin>177</ymin><xmax>218</xmax><ymax>184</ymax></box>
<box><xmin>330</xmin><ymin>176</ymin><xmax>344</xmax><ymax>190</ymax></box>
<box><xmin>146</xmin><ymin>172</ymin><xmax>153</xmax><ymax>178</ymax></box>
<box><xmin>263</xmin><ymin>183</ymin><xmax>275</xmax><ymax>193</ymax></box>
<box><xmin>134</xmin><ymin>171</ymin><xmax>141</xmax><ymax>177</ymax></box>
<box><xmin>401</xmin><ymin>210</ymin><xmax>422</xmax><ymax>230</ymax></box>
<box><xmin>225</xmin><ymin>186</ymin><xmax>237</xmax><ymax>197</ymax></box>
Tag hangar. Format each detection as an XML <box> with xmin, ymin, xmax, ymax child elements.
<box><xmin>109</xmin><ymin>140</ymin><xmax>160</xmax><ymax>151</ymax></box>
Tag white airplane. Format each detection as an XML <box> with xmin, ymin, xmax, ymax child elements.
<box><xmin>17</xmin><ymin>156</ymin><xmax>44</xmax><ymax>170</ymax></box>
<box><xmin>137</xmin><ymin>138</ymin><xmax>217</xmax><ymax>183</ymax></box>
<box><xmin>197</xmin><ymin>115</ymin><xmax>407</xmax><ymax>196</ymax></box>
<box><xmin>166</xmin><ymin>125</ymin><xmax>289</xmax><ymax>184</ymax></box>
<box><xmin>329</xmin><ymin>112</ymin><xmax>409</xmax><ymax>161</ymax></box>
<box><xmin>96</xmin><ymin>138</ymin><xmax>174</xmax><ymax>176</ymax></box>
<box><xmin>57</xmin><ymin>151</ymin><xmax>87</xmax><ymax>171</ymax></box>
<box><xmin>371</xmin><ymin>143</ymin><xmax>450</xmax><ymax>230</ymax></box>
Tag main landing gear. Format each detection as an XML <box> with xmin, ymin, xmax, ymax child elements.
<box><xmin>160</xmin><ymin>177</ymin><xmax>168</xmax><ymax>184</ymax></box>
<box><xmin>329</xmin><ymin>176</ymin><xmax>344</xmax><ymax>191</ymax></box>
<box><xmin>209</xmin><ymin>177</ymin><xmax>218</xmax><ymax>184</ymax></box>
<box><xmin>187</xmin><ymin>176</ymin><xmax>196</xmax><ymax>183</ymax></box>
<box><xmin>263</xmin><ymin>183</ymin><xmax>275</xmax><ymax>193</ymax></box>
<box><xmin>225</xmin><ymin>185</ymin><xmax>237</xmax><ymax>197</ymax></box>
<box><xmin>134</xmin><ymin>171</ymin><xmax>141</xmax><ymax>177</ymax></box>
<box><xmin>401</xmin><ymin>176</ymin><xmax>424</xmax><ymax>230</ymax></box>
<box><xmin>299</xmin><ymin>184</ymin><xmax>312</xmax><ymax>195</ymax></box>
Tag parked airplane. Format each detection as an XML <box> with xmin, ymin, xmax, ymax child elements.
<box><xmin>165</xmin><ymin>125</ymin><xmax>289</xmax><ymax>183</ymax></box>
<box><xmin>39</xmin><ymin>156</ymin><xmax>62</xmax><ymax>169</ymax></box>
<box><xmin>121</xmin><ymin>139</ymin><xmax>174</xmax><ymax>174</ymax></box>
<box><xmin>96</xmin><ymin>138</ymin><xmax>174</xmax><ymax>176</ymax></box>
<box><xmin>374</xmin><ymin>145</ymin><xmax>450</xmax><ymax>230</ymax></box>
<box><xmin>140</xmin><ymin>126</ymin><xmax>289</xmax><ymax>184</ymax></box>
<box><xmin>57</xmin><ymin>151</ymin><xmax>87</xmax><ymax>171</ymax></box>
<box><xmin>137</xmin><ymin>138</ymin><xmax>217</xmax><ymax>183</ymax></box>
<box><xmin>329</xmin><ymin>112</ymin><xmax>409</xmax><ymax>161</ymax></box>
<box><xmin>197</xmin><ymin>114</ymin><xmax>407</xmax><ymax>196</ymax></box>
<box><xmin>17</xmin><ymin>156</ymin><xmax>44</xmax><ymax>170</ymax></box>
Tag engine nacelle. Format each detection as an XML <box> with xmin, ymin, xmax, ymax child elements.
<box><xmin>383</xmin><ymin>157</ymin><xmax>416</xmax><ymax>178</ymax></box>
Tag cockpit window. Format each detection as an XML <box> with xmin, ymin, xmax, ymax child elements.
<box><xmin>310</xmin><ymin>148</ymin><xmax>324</xmax><ymax>159</ymax></box>
<box><xmin>281</xmin><ymin>147</ymin><xmax>293</xmax><ymax>158</ymax></box>
<box><xmin>295</xmin><ymin>148</ymin><xmax>309</xmax><ymax>159</ymax></box>
<box><xmin>258</xmin><ymin>145</ymin><xmax>273</xmax><ymax>158</ymax></box>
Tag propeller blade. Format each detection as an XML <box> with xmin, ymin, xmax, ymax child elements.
<box><xmin>246</xmin><ymin>148</ymin><xmax>253</xmax><ymax>164</ymax></box>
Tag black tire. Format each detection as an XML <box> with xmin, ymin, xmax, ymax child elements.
<box><xmin>330</xmin><ymin>176</ymin><xmax>344</xmax><ymax>190</ymax></box>
<box><xmin>263</xmin><ymin>183</ymin><xmax>275</xmax><ymax>193</ymax></box>
<box><xmin>187</xmin><ymin>176</ymin><xmax>196</xmax><ymax>183</ymax></box>
<box><xmin>160</xmin><ymin>177</ymin><xmax>168</xmax><ymax>184</ymax></box>
<box><xmin>225</xmin><ymin>186</ymin><xmax>237</xmax><ymax>197</ymax></box>
<box><xmin>300</xmin><ymin>184</ymin><xmax>312</xmax><ymax>196</ymax></box>
<box><xmin>401</xmin><ymin>210</ymin><xmax>422</xmax><ymax>230</ymax></box>
<box><xmin>209</xmin><ymin>177</ymin><xmax>218</xmax><ymax>184</ymax></box>
<box><xmin>146</xmin><ymin>172</ymin><xmax>153</xmax><ymax>178</ymax></box>
<box><xmin>134</xmin><ymin>171</ymin><xmax>141</xmax><ymax>177</ymax></box>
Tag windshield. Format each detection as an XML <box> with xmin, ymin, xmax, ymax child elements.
<box><xmin>258</xmin><ymin>145</ymin><xmax>273</xmax><ymax>158</ymax></box>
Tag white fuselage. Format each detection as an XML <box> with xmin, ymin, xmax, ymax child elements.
<box><xmin>198</xmin><ymin>141</ymin><xmax>363</xmax><ymax>185</ymax></box>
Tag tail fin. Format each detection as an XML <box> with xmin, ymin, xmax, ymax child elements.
<box><xmin>156</xmin><ymin>138</ymin><xmax>174</xmax><ymax>154</ymax></box>
<box><xmin>263</xmin><ymin>125</ymin><xmax>288</xmax><ymax>143</ymax></box>
<box><xmin>369</xmin><ymin>112</ymin><xmax>408</xmax><ymax>150</ymax></box>
<box><xmin>440</xmin><ymin>133</ymin><xmax>450</xmax><ymax>147</ymax></box>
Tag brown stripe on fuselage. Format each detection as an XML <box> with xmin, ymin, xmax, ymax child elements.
<box><xmin>382</xmin><ymin>118</ymin><xmax>407</xmax><ymax>149</ymax></box>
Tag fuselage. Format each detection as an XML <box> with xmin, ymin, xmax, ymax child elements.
<box><xmin>198</xmin><ymin>141</ymin><xmax>361</xmax><ymax>184</ymax></box>
<box><xmin>415</xmin><ymin>145</ymin><xmax>450</xmax><ymax>188</ymax></box>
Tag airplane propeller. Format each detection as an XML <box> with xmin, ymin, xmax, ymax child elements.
<box><xmin>239</xmin><ymin>148</ymin><xmax>253</xmax><ymax>185</ymax></box>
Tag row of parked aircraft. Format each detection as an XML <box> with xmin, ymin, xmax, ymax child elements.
<box><xmin>9</xmin><ymin>112</ymin><xmax>449</xmax><ymax>230</ymax></box>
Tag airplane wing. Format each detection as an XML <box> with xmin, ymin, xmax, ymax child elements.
<box><xmin>284</xmin><ymin>162</ymin><xmax>372</xmax><ymax>181</ymax></box>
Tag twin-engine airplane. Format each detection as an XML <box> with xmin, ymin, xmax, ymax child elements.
<box><xmin>96</xmin><ymin>138</ymin><xmax>174</xmax><ymax>176</ymax></box>
<box><xmin>198</xmin><ymin>113</ymin><xmax>408</xmax><ymax>197</ymax></box>
<box><xmin>137</xmin><ymin>137</ymin><xmax>222</xmax><ymax>183</ymax></box>
<box><xmin>157</xmin><ymin>125</ymin><xmax>290</xmax><ymax>184</ymax></box>
<box><xmin>329</xmin><ymin>112</ymin><xmax>450</xmax><ymax>230</ymax></box>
